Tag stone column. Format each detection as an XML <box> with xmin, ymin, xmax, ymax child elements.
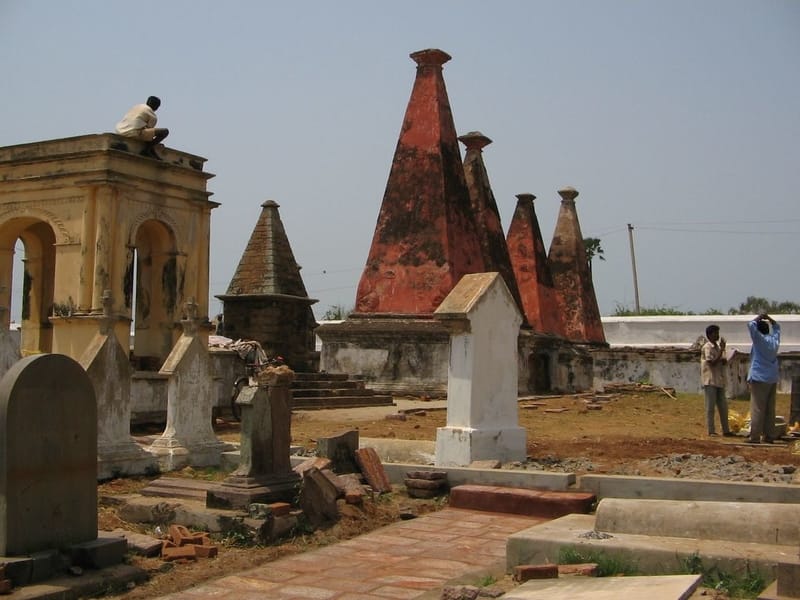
<box><xmin>207</xmin><ymin>366</ymin><xmax>301</xmax><ymax>509</ymax></box>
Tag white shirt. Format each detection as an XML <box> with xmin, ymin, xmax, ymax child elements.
<box><xmin>115</xmin><ymin>104</ymin><xmax>157</xmax><ymax>135</ymax></box>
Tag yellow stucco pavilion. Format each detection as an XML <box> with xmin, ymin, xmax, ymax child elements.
<box><xmin>0</xmin><ymin>134</ymin><xmax>217</xmax><ymax>367</ymax></box>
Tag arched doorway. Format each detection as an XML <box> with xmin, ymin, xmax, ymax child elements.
<box><xmin>0</xmin><ymin>218</ymin><xmax>57</xmax><ymax>355</ymax></box>
<box><xmin>126</xmin><ymin>219</ymin><xmax>179</xmax><ymax>370</ymax></box>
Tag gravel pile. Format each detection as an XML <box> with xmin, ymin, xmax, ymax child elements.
<box><xmin>512</xmin><ymin>453</ymin><xmax>799</xmax><ymax>483</ymax></box>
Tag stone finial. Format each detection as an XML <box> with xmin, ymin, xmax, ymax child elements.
<box><xmin>180</xmin><ymin>298</ymin><xmax>201</xmax><ymax>336</ymax></box>
<box><xmin>558</xmin><ymin>186</ymin><xmax>579</xmax><ymax>202</ymax></box>
<box><xmin>184</xmin><ymin>298</ymin><xmax>199</xmax><ymax>321</ymax></box>
<box><xmin>410</xmin><ymin>48</ymin><xmax>451</xmax><ymax>67</ymax></box>
<box><xmin>515</xmin><ymin>193</ymin><xmax>536</xmax><ymax>204</ymax></box>
<box><xmin>101</xmin><ymin>290</ymin><xmax>113</xmax><ymax>317</ymax></box>
<box><xmin>458</xmin><ymin>131</ymin><xmax>492</xmax><ymax>151</ymax></box>
<box><xmin>261</xmin><ymin>199</ymin><xmax>279</xmax><ymax>209</ymax></box>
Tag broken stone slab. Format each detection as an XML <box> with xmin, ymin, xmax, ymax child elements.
<box><xmin>315</xmin><ymin>429</ymin><xmax>359</xmax><ymax>473</ymax></box>
<box><xmin>354</xmin><ymin>447</ymin><xmax>392</xmax><ymax>493</ymax></box>
<box><xmin>298</xmin><ymin>467</ymin><xmax>339</xmax><ymax>527</ymax></box>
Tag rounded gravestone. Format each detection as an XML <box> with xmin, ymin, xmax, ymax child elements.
<box><xmin>0</xmin><ymin>354</ymin><xmax>97</xmax><ymax>555</ymax></box>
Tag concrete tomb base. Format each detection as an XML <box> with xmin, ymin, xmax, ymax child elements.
<box><xmin>503</xmin><ymin>573</ymin><xmax>702</xmax><ymax>600</ymax></box>
<box><xmin>507</xmin><ymin>498</ymin><xmax>797</xmax><ymax>582</ymax></box>
<box><xmin>435</xmin><ymin>425</ymin><xmax>527</xmax><ymax>467</ymax></box>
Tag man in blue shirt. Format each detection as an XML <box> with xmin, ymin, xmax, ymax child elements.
<box><xmin>746</xmin><ymin>313</ymin><xmax>781</xmax><ymax>443</ymax></box>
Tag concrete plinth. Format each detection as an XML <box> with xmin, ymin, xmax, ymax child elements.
<box><xmin>98</xmin><ymin>442</ymin><xmax>158</xmax><ymax>480</ymax></box>
<box><xmin>148</xmin><ymin>439</ymin><xmax>227</xmax><ymax>472</ymax></box>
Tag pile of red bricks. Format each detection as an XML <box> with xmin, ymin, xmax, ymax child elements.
<box><xmin>161</xmin><ymin>525</ymin><xmax>219</xmax><ymax>561</ymax></box>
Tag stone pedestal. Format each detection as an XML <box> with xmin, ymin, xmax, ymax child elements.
<box><xmin>149</xmin><ymin>304</ymin><xmax>228</xmax><ymax>471</ymax></box>
<box><xmin>207</xmin><ymin>367</ymin><xmax>301</xmax><ymax>509</ymax></box>
<box><xmin>80</xmin><ymin>293</ymin><xmax>157</xmax><ymax>479</ymax></box>
<box><xmin>433</xmin><ymin>273</ymin><xmax>527</xmax><ymax>467</ymax></box>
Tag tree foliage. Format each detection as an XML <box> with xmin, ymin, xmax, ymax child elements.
<box><xmin>584</xmin><ymin>237</ymin><xmax>605</xmax><ymax>274</ymax></box>
<box><xmin>728</xmin><ymin>296</ymin><xmax>800</xmax><ymax>315</ymax></box>
<box><xmin>612</xmin><ymin>297</ymin><xmax>800</xmax><ymax>316</ymax></box>
<box><xmin>321</xmin><ymin>304</ymin><xmax>352</xmax><ymax>320</ymax></box>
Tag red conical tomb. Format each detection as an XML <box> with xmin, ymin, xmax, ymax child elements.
<box><xmin>459</xmin><ymin>131</ymin><xmax>526</xmax><ymax>325</ymax></box>
<box><xmin>355</xmin><ymin>49</ymin><xmax>485</xmax><ymax>316</ymax></box>
<box><xmin>506</xmin><ymin>193</ymin><xmax>565</xmax><ymax>336</ymax></box>
<box><xmin>547</xmin><ymin>187</ymin><xmax>606</xmax><ymax>344</ymax></box>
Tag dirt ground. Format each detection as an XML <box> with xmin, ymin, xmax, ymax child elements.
<box><xmin>99</xmin><ymin>389</ymin><xmax>800</xmax><ymax>599</ymax></box>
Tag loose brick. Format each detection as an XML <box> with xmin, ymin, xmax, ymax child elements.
<box><xmin>161</xmin><ymin>545</ymin><xmax>197</xmax><ymax>561</ymax></box>
<box><xmin>514</xmin><ymin>563</ymin><xmax>558</xmax><ymax>582</ymax></box>
<box><xmin>558</xmin><ymin>563</ymin><xmax>599</xmax><ymax>576</ymax></box>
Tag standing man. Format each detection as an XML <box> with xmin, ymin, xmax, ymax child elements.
<box><xmin>115</xmin><ymin>96</ymin><xmax>169</xmax><ymax>160</ymax></box>
<box><xmin>701</xmin><ymin>324</ymin><xmax>733</xmax><ymax>437</ymax></box>
<box><xmin>747</xmin><ymin>313</ymin><xmax>781</xmax><ymax>443</ymax></box>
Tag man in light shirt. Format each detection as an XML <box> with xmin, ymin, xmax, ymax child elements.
<box><xmin>115</xmin><ymin>96</ymin><xmax>169</xmax><ymax>160</ymax></box>
<box><xmin>700</xmin><ymin>324</ymin><xmax>733</xmax><ymax>437</ymax></box>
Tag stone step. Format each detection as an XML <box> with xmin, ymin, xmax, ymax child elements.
<box><xmin>140</xmin><ymin>477</ymin><xmax>215</xmax><ymax>502</ymax></box>
<box><xmin>291</xmin><ymin>395</ymin><xmax>395</xmax><ymax>410</ymax></box>
<box><xmin>292</xmin><ymin>372</ymin><xmax>353</xmax><ymax>382</ymax></box>
<box><xmin>448</xmin><ymin>484</ymin><xmax>596</xmax><ymax>519</ymax></box>
<box><xmin>292</xmin><ymin>387</ymin><xmax>375</xmax><ymax>398</ymax></box>
<box><xmin>292</xmin><ymin>380</ymin><xmax>365</xmax><ymax>391</ymax></box>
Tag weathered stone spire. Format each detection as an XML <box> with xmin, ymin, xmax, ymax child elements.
<box><xmin>506</xmin><ymin>193</ymin><xmax>565</xmax><ymax>336</ymax></box>
<box><xmin>225</xmin><ymin>200</ymin><xmax>309</xmax><ymax>298</ymax></box>
<box><xmin>219</xmin><ymin>200</ymin><xmax>318</xmax><ymax>370</ymax></box>
<box><xmin>355</xmin><ymin>49</ymin><xmax>485</xmax><ymax>315</ymax></box>
<box><xmin>548</xmin><ymin>187</ymin><xmax>606</xmax><ymax>344</ymax></box>
<box><xmin>458</xmin><ymin>131</ymin><xmax>526</xmax><ymax>325</ymax></box>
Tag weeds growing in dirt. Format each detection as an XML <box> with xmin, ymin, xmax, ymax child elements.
<box><xmin>557</xmin><ymin>546</ymin><xmax>640</xmax><ymax>576</ymax></box>
<box><xmin>681</xmin><ymin>552</ymin><xmax>766</xmax><ymax>599</ymax></box>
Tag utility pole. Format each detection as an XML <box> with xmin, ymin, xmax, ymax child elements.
<box><xmin>627</xmin><ymin>223</ymin><xmax>640</xmax><ymax>314</ymax></box>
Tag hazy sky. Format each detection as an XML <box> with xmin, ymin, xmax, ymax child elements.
<box><xmin>3</xmin><ymin>1</ymin><xmax>798</xmax><ymax>321</ymax></box>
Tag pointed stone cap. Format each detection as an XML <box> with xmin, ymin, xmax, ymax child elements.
<box><xmin>355</xmin><ymin>49</ymin><xmax>485</xmax><ymax>315</ymax></box>
<box><xmin>223</xmin><ymin>200</ymin><xmax>311</xmax><ymax>299</ymax></box>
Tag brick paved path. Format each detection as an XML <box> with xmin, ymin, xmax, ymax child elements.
<box><xmin>157</xmin><ymin>508</ymin><xmax>543</xmax><ymax>599</ymax></box>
